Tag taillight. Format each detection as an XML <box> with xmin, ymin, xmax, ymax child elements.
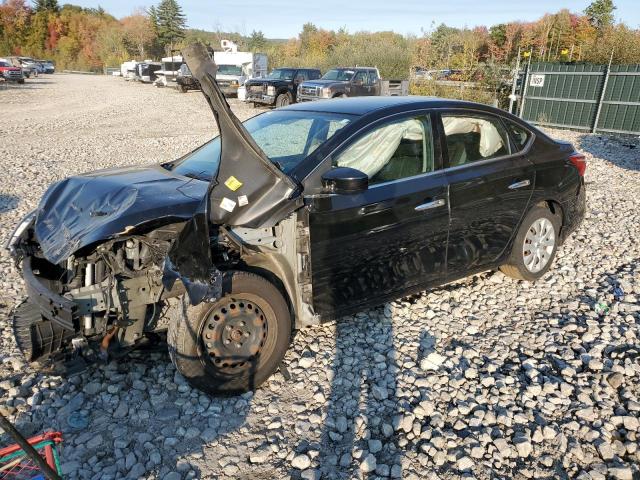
<box><xmin>568</xmin><ymin>152</ymin><xmax>587</xmax><ymax>177</ymax></box>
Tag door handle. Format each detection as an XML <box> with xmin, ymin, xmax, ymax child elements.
<box><xmin>508</xmin><ymin>179</ymin><xmax>531</xmax><ymax>190</ymax></box>
<box><xmin>415</xmin><ymin>198</ymin><xmax>446</xmax><ymax>211</ymax></box>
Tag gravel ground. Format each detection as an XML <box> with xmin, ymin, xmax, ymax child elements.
<box><xmin>0</xmin><ymin>74</ymin><xmax>639</xmax><ymax>480</ymax></box>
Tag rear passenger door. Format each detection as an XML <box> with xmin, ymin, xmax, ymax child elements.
<box><xmin>439</xmin><ymin>110</ymin><xmax>535</xmax><ymax>278</ymax></box>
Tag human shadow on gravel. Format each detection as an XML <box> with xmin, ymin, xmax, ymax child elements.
<box><xmin>0</xmin><ymin>194</ymin><xmax>19</xmax><ymax>213</ymax></box>
<box><xmin>578</xmin><ymin>135</ymin><xmax>640</xmax><ymax>172</ymax></box>
<box><xmin>303</xmin><ymin>309</ymin><xmax>403</xmax><ymax>480</ymax></box>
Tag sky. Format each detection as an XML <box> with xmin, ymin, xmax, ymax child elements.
<box><xmin>69</xmin><ymin>0</ymin><xmax>640</xmax><ymax>38</ymax></box>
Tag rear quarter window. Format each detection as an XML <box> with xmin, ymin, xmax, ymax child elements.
<box><xmin>505</xmin><ymin>120</ymin><xmax>532</xmax><ymax>151</ymax></box>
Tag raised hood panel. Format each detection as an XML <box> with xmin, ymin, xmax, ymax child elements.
<box><xmin>182</xmin><ymin>43</ymin><xmax>299</xmax><ymax>228</ymax></box>
<box><xmin>164</xmin><ymin>43</ymin><xmax>303</xmax><ymax>305</ymax></box>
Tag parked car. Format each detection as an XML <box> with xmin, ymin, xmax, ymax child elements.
<box><xmin>297</xmin><ymin>67</ymin><xmax>381</xmax><ymax>101</ymax></box>
<box><xmin>9</xmin><ymin>44</ymin><xmax>586</xmax><ymax>396</ymax></box>
<box><xmin>5</xmin><ymin>57</ymin><xmax>39</xmax><ymax>78</ymax></box>
<box><xmin>38</xmin><ymin>59</ymin><xmax>55</xmax><ymax>74</ymax></box>
<box><xmin>245</xmin><ymin>67</ymin><xmax>322</xmax><ymax>107</ymax></box>
<box><xmin>0</xmin><ymin>59</ymin><xmax>24</xmax><ymax>83</ymax></box>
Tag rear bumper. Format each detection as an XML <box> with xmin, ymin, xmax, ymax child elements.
<box><xmin>22</xmin><ymin>257</ymin><xmax>77</xmax><ymax>331</ymax></box>
<box><xmin>559</xmin><ymin>180</ymin><xmax>586</xmax><ymax>243</ymax></box>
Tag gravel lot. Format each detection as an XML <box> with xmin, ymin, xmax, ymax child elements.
<box><xmin>0</xmin><ymin>74</ymin><xmax>639</xmax><ymax>480</ymax></box>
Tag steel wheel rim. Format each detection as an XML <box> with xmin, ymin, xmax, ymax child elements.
<box><xmin>522</xmin><ymin>217</ymin><xmax>555</xmax><ymax>273</ymax></box>
<box><xmin>200</xmin><ymin>296</ymin><xmax>269</xmax><ymax>373</ymax></box>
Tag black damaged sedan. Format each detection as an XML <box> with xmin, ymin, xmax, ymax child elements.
<box><xmin>8</xmin><ymin>44</ymin><xmax>586</xmax><ymax>395</ymax></box>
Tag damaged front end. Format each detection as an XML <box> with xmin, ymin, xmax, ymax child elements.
<box><xmin>9</xmin><ymin>43</ymin><xmax>310</xmax><ymax>370</ymax></box>
<box><xmin>11</xmin><ymin>214</ymin><xmax>191</xmax><ymax>366</ymax></box>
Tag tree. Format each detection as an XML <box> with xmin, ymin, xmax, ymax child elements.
<box><xmin>584</xmin><ymin>0</ymin><xmax>616</xmax><ymax>30</ymax></box>
<box><xmin>247</xmin><ymin>29</ymin><xmax>266</xmax><ymax>52</ymax></box>
<box><xmin>121</xmin><ymin>12</ymin><xmax>156</xmax><ymax>58</ymax></box>
<box><xmin>33</xmin><ymin>0</ymin><xmax>58</xmax><ymax>12</ymax></box>
<box><xmin>153</xmin><ymin>0</ymin><xmax>186</xmax><ymax>53</ymax></box>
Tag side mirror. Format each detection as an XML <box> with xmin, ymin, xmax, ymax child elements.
<box><xmin>322</xmin><ymin>167</ymin><xmax>368</xmax><ymax>194</ymax></box>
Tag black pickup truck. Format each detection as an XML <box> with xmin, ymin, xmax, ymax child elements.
<box><xmin>245</xmin><ymin>67</ymin><xmax>321</xmax><ymax>107</ymax></box>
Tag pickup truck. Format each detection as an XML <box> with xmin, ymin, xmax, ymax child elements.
<box><xmin>245</xmin><ymin>67</ymin><xmax>322</xmax><ymax>107</ymax></box>
<box><xmin>0</xmin><ymin>59</ymin><xmax>24</xmax><ymax>83</ymax></box>
<box><xmin>297</xmin><ymin>67</ymin><xmax>381</xmax><ymax>101</ymax></box>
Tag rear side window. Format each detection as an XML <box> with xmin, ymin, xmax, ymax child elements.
<box><xmin>505</xmin><ymin>120</ymin><xmax>532</xmax><ymax>151</ymax></box>
<box><xmin>442</xmin><ymin>114</ymin><xmax>510</xmax><ymax>167</ymax></box>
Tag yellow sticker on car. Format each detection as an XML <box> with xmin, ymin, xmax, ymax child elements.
<box><xmin>224</xmin><ymin>176</ymin><xmax>243</xmax><ymax>191</ymax></box>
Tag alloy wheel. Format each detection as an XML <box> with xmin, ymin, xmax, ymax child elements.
<box><xmin>522</xmin><ymin>218</ymin><xmax>556</xmax><ymax>273</ymax></box>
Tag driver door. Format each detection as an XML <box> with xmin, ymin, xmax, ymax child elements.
<box><xmin>307</xmin><ymin>113</ymin><xmax>450</xmax><ymax>318</ymax></box>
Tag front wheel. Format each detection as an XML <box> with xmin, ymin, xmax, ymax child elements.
<box><xmin>168</xmin><ymin>271</ymin><xmax>291</xmax><ymax>395</ymax></box>
<box><xmin>275</xmin><ymin>92</ymin><xmax>293</xmax><ymax>107</ymax></box>
<box><xmin>500</xmin><ymin>204</ymin><xmax>561</xmax><ymax>281</ymax></box>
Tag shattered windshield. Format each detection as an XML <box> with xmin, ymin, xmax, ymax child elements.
<box><xmin>170</xmin><ymin>110</ymin><xmax>354</xmax><ymax>180</ymax></box>
<box><xmin>322</xmin><ymin>69</ymin><xmax>355</xmax><ymax>81</ymax></box>
<box><xmin>265</xmin><ymin>69</ymin><xmax>295</xmax><ymax>80</ymax></box>
<box><xmin>217</xmin><ymin>64</ymin><xmax>243</xmax><ymax>76</ymax></box>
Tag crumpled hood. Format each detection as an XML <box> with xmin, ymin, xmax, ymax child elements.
<box><xmin>34</xmin><ymin>165</ymin><xmax>208</xmax><ymax>264</ymax></box>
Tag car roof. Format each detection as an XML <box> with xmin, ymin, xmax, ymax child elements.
<box><xmin>282</xmin><ymin>96</ymin><xmax>502</xmax><ymax>116</ymax></box>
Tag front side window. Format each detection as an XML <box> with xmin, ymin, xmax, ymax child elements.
<box><xmin>442</xmin><ymin>114</ymin><xmax>510</xmax><ymax>167</ymax></box>
<box><xmin>171</xmin><ymin>111</ymin><xmax>354</xmax><ymax>180</ymax></box>
<box><xmin>353</xmin><ymin>71</ymin><xmax>368</xmax><ymax>84</ymax></box>
<box><xmin>334</xmin><ymin>116</ymin><xmax>434</xmax><ymax>185</ymax></box>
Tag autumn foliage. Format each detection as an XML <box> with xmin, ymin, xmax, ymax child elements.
<box><xmin>0</xmin><ymin>0</ymin><xmax>638</xmax><ymax>74</ymax></box>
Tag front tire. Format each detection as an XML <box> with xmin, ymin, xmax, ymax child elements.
<box><xmin>275</xmin><ymin>92</ymin><xmax>293</xmax><ymax>107</ymax></box>
<box><xmin>500</xmin><ymin>204</ymin><xmax>561</xmax><ymax>281</ymax></box>
<box><xmin>168</xmin><ymin>271</ymin><xmax>291</xmax><ymax>395</ymax></box>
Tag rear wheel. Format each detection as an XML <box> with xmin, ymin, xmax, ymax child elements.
<box><xmin>500</xmin><ymin>204</ymin><xmax>561</xmax><ymax>281</ymax></box>
<box><xmin>168</xmin><ymin>271</ymin><xmax>291</xmax><ymax>395</ymax></box>
<box><xmin>275</xmin><ymin>92</ymin><xmax>293</xmax><ymax>107</ymax></box>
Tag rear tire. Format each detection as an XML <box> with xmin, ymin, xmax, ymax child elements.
<box><xmin>500</xmin><ymin>204</ymin><xmax>561</xmax><ymax>281</ymax></box>
<box><xmin>275</xmin><ymin>92</ymin><xmax>293</xmax><ymax>107</ymax></box>
<box><xmin>167</xmin><ymin>271</ymin><xmax>291</xmax><ymax>395</ymax></box>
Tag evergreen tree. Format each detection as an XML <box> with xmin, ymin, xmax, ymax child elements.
<box><xmin>584</xmin><ymin>0</ymin><xmax>616</xmax><ymax>30</ymax></box>
<box><xmin>33</xmin><ymin>0</ymin><xmax>59</xmax><ymax>12</ymax></box>
<box><xmin>247</xmin><ymin>30</ymin><xmax>266</xmax><ymax>52</ymax></box>
<box><xmin>154</xmin><ymin>0</ymin><xmax>186</xmax><ymax>53</ymax></box>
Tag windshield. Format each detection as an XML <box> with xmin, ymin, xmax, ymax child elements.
<box><xmin>266</xmin><ymin>69</ymin><xmax>295</xmax><ymax>80</ymax></box>
<box><xmin>217</xmin><ymin>64</ymin><xmax>243</xmax><ymax>76</ymax></box>
<box><xmin>170</xmin><ymin>110</ymin><xmax>354</xmax><ymax>180</ymax></box>
<box><xmin>322</xmin><ymin>69</ymin><xmax>355</xmax><ymax>81</ymax></box>
<box><xmin>0</xmin><ymin>61</ymin><xmax>10</xmax><ymax>67</ymax></box>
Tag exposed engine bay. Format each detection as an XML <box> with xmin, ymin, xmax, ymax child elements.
<box><xmin>9</xmin><ymin>211</ymin><xmax>315</xmax><ymax>368</ymax></box>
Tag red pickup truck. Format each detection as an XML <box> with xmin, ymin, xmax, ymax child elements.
<box><xmin>0</xmin><ymin>59</ymin><xmax>25</xmax><ymax>83</ymax></box>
